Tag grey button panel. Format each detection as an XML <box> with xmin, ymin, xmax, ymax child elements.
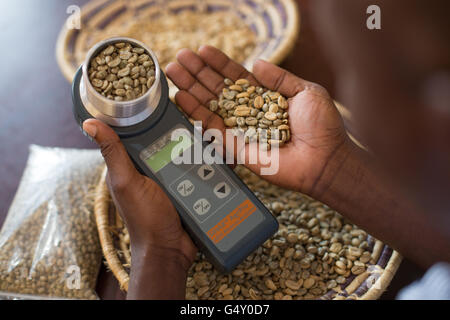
<box><xmin>169</xmin><ymin>161</ymin><xmax>238</xmax><ymax>223</ymax></box>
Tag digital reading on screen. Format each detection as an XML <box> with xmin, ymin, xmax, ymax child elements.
<box><xmin>143</xmin><ymin>130</ymin><xmax>192</xmax><ymax>173</ymax></box>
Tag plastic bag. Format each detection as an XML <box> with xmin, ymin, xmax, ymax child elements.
<box><xmin>0</xmin><ymin>145</ymin><xmax>104</xmax><ymax>299</ymax></box>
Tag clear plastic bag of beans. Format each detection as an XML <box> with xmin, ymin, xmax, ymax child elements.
<box><xmin>0</xmin><ymin>145</ymin><xmax>104</xmax><ymax>300</ymax></box>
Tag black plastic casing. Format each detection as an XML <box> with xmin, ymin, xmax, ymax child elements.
<box><xmin>72</xmin><ymin>67</ymin><xmax>278</xmax><ymax>272</ymax></box>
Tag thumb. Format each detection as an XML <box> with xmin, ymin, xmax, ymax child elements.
<box><xmin>83</xmin><ymin>118</ymin><xmax>140</xmax><ymax>191</ymax></box>
<box><xmin>253</xmin><ymin>59</ymin><xmax>308</xmax><ymax>97</ymax></box>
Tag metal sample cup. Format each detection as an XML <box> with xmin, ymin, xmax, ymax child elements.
<box><xmin>80</xmin><ymin>37</ymin><xmax>162</xmax><ymax>127</ymax></box>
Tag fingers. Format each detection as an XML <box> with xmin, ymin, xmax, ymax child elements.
<box><xmin>166</xmin><ymin>61</ymin><xmax>216</xmax><ymax>106</ymax></box>
<box><xmin>174</xmin><ymin>90</ymin><xmax>225</xmax><ymax>131</ymax></box>
<box><xmin>252</xmin><ymin>59</ymin><xmax>307</xmax><ymax>97</ymax></box>
<box><xmin>82</xmin><ymin>119</ymin><xmax>141</xmax><ymax>191</ymax></box>
<box><xmin>198</xmin><ymin>45</ymin><xmax>259</xmax><ymax>85</ymax></box>
<box><xmin>175</xmin><ymin>48</ymin><xmax>225</xmax><ymax>97</ymax></box>
<box><xmin>174</xmin><ymin>90</ymin><xmax>240</xmax><ymax>162</ymax></box>
<box><xmin>167</xmin><ymin>46</ymin><xmax>262</xmax><ymax>131</ymax></box>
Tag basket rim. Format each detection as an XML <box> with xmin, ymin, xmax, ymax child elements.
<box><xmin>94</xmin><ymin>167</ymin><xmax>130</xmax><ymax>291</ymax></box>
<box><xmin>56</xmin><ymin>0</ymin><xmax>301</xmax><ymax>84</ymax></box>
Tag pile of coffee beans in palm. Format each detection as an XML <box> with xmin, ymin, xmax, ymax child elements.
<box><xmin>209</xmin><ymin>78</ymin><xmax>291</xmax><ymax>148</ymax></box>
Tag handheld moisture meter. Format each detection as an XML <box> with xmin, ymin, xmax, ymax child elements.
<box><xmin>71</xmin><ymin>38</ymin><xmax>278</xmax><ymax>272</ymax></box>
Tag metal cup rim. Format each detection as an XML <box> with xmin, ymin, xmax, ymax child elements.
<box><xmin>82</xmin><ymin>36</ymin><xmax>161</xmax><ymax>107</ymax></box>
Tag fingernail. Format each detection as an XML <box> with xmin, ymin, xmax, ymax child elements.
<box><xmin>165</xmin><ymin>62</ymin><xmax>175</xmax><ymax>72</ymax></box>
<box><xmin>83</xmin><ymin>121</ymin><xmax>97</xmax><ymax>139</ymax></box>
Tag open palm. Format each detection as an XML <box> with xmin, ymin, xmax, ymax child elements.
<box><xmin>166</xmin><ymin>46</ymin><xmax>350</xmax><ymax>194</ymax></box>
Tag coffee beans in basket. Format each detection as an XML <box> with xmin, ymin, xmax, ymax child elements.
<box><xmin>184</xmin><ymin>166</ymin><xmax>373</xmax><ymax>300</ymax></box>
<box><xmin>83</xmin><ymin>11</ymin><xmax>256</xmax><ymax>76</ymax></box>
<box><xmin>108</xmin><ymin>165</ymin><xmax>373</xmax><ymax>300</ymax></box>
<box><xmin>209</xmin><ymin>78</ymin><xmax>291</xmax><ymax>148</ymax></box>
<box><xmin>88</xmin><ymin>42</ymin><xmax>156</xmax><ymax>101</ymax></box>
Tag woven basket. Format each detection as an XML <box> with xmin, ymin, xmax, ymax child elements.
<box><xmin>56</xmin><ymin>0</ymin><xmax>300</xmax><ymax>97</ymax></box>
<box><xmin>94</xmin><ymin>158</ymin><xmax>401</xmax><ymax>299</ymax></box>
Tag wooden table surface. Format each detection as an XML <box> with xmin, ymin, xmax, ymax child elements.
<box><xmin>0</xmin><ymin>0</ymin><xmax>424</xmax><ymax>300</ymax></box>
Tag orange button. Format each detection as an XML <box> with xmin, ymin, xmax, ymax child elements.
<box><xmin>206</xmin><ymin>199</ymin><xmax>256</xmax><ymax>244</ymax></box>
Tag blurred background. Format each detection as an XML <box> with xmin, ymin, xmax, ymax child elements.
<box><xmin>0</xmin><ymin>0</ymin><xmax>426</xmax><ymax>299</ymax></box>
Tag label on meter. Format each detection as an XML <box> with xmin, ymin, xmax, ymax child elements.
<box><xmin>206</xmin><ymin>199</ymin><xmax>257</xmax><ymax>244</ymax></box>
<box><xmin>139</xmin><ymin>125</ymin><xmax>264</xmax><ymax>252</ymax></box>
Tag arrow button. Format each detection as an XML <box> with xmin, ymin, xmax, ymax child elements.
<box><xmin>203</xmin><ymin>168</ymin><xmax>213</xmax><ymax>177</ymax></box>
<box><xmin>197</xmin><ymin>165</ymin><xmax>215</xmax><ymax>180</ymax></box>
<box><xmin>214</xmin><ymin>182</ymin><xmax>231</xmax><ymax>199</ymax></box>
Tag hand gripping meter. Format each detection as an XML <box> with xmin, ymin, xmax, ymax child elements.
<box><xmin>72</xmin><ymin>37</ymin><xmax>278</xmax><ymax>272</ymax></box>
